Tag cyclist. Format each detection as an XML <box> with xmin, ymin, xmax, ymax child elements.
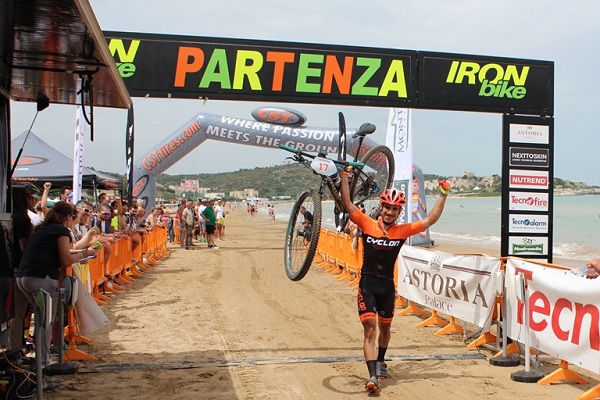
<box><xmin>299</xmin><ymin>206</ymin><xmax>313</xmax><ymax>245</ymax></box>
<box><xmin>340</xmin><ymin>170</ymin><xmax>451</xmax><ymax>394</ymax></box>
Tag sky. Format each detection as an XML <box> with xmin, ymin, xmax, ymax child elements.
<box><xmin>10</xmin><ymin>0</ymin><xmax>600</xmax><ymax>185</ymax></box>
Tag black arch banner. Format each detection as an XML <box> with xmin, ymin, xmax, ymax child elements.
<box><xmin>104</xmin><ymin>31</ymin><xmax>553</xmax><ymax>116</ymax></box>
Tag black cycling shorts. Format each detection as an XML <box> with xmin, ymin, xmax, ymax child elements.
<box><xmin>357</xmin><ymin>275</ymin><xmax>396</xmax><ymax>323</ymax></box>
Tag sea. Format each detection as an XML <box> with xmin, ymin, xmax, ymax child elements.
<box><xmin>269</xmin><ymin>195</ymin><xmax>600</xmax><ymax>264</ymax></box>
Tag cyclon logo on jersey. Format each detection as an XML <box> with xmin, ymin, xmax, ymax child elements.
<box><xmin>446</xmin><ymin>61</ymin><xmax>530</xmax><ymax>99</ymax></box>
<box><xmin>366</xmin><ymin>237</ymin><xmax>402</xmax><ymax>247</ymax></box>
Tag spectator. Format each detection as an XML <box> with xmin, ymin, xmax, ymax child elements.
<box><xmin>17</xmin><ymin>202</ymin><xmax>96</xmax><ymax>365</ymax></box>
<box><xmin>202</xmin><ymin>199</ymin><xmax>218</xmax><ymax>249</ymax></box>
<box><xmin>299</xmin><ymin>206</ymin><xmax>313</xmax><ymax>246</ymax></box>
<box><xmin>72</xmin><ymin>200</ymin><xmax>99</xmax><ymax>249</ymax></box>
<box><xmin>7</xmin><ymin>186</ymin><xmax>34</xmax><ymax>351</ymax></box>
<box><xmin>182</xmin><ymin>200</ymin><xmax>195</xmax><ymax>249</ymax></box>
<box><xmin>60</xmin><ymin>186</ymin><xmax>72</xmax><ymax>202</ymax></box>
<box><xmin>215</xmin><ymin>199</ymin><xmax>228</xmax><ymax>241</ymax></box>
<box><xmin>583</xmin><ymin>258</ymin><xmax>600</xmax><ymax>279</ymax></box>
<box><xmin>176</xmin><ymin>201</ymin><xmax>186</xmax><ymax>249</ymax></box>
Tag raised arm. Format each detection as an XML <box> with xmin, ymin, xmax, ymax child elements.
<box><xmin>340</xmin><ymin>171</ymin><xmax>359</xmax><ymax>216</ymax></box>
<box><xmin>41</xmin><ymin>182</ymin><xmax>51</xmax><ymax>216</ymax></box>
<box><xmin>421</xmin><ymin>180</ymin><xmax>450</xmax><ymax>230</ymax></box>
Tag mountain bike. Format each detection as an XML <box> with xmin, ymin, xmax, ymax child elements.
<box><xmin>280</xmin><ymin>113</ymin><xmax>395</xmax><ymax>281</ymax></box>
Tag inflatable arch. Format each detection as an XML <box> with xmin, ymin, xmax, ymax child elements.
<box><xmin>132</xmin><ymin>112</ymin><xmax>385</xmax><ymax>210</ymax></box>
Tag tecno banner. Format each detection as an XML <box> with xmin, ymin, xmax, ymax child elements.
<box><xmin>104</xmin><ymin>31</ymin><xmax>554</xmax><ymax>115</ymax></box>
<box><xmin>505</xmin><ymin>258</ymin><xmax>600</xmax><ymax>374</ymax></box>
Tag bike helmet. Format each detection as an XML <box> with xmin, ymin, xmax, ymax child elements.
<box><xmin>379</xmin><ymin>188</ymin><xmax>406</xmax><ymax>207</ymax></box>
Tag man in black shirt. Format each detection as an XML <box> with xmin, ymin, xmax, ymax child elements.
<box><xmin>299</xmin><ymin>206</ymin><xmax>313</xmax><ymax>245</ymax></box>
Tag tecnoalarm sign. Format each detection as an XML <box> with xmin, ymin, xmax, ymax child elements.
<box><xmin>103</xmin><ymin>32</ymin><xmax>554</xmax><ymax>115</ymax></box>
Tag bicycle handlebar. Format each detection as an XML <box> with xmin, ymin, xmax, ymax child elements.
<box><xmin>279</xmin><ymin>144</ymin><xmax>364</xmax><ymax>169</ymax></box>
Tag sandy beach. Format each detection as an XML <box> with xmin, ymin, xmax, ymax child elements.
<box><xmin>44</xmin><ymin>209</ymin><xmax>598</xmax><ymax>400</ymax></box>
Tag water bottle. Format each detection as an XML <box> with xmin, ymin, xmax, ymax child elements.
<box><xmin>330</xmin><ymin>170</ymin><xmax>341</xmax><ymax>187</ymax></box>
<box><xmin>571</xmin><ymin>266</ymin><xmax>598</xmax><ymax>278</ymax></box>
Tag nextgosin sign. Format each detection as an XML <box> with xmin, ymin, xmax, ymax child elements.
<box><xmin>104</xmin><ymin>31</ymin><xmax>554</xmax><ymax>115</ymax></box>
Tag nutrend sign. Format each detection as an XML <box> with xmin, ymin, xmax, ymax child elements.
<box><xmin>104</xmin><ymin>31</ymin><xmax>554</xmax><ymax>115</ymax></box>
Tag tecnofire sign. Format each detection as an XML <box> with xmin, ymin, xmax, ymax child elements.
<box><xmin>104</xmin><ymin>31</ymin><xmax>554</xmax><ymax>115</ymax></box>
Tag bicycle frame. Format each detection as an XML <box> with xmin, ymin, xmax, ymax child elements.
<box><xmin>280</xmin><ymin>144</ymin><xmax>364</xmax><ymax>212</ymax></box>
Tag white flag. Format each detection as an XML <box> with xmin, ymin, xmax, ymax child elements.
<box><xmin>386</xmin><ymin>108</ymin><xmax>412</xmax><ymax>225</ymax></box>
<box><xmin>73</xmin><ymin>105</ymin><xmax>86</xmax><ymax>202</ymax></box>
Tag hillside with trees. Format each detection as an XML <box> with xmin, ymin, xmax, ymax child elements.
<box><xmin>146</xmin><ymin>165</ymin><xmax>600</xmax><ymax>200</ymax></box>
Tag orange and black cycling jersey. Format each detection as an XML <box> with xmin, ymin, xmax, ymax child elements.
<box><xmin>350</xmin><ymin>209</ymin><xmax>424</xmax><ymax>281</ymax></box>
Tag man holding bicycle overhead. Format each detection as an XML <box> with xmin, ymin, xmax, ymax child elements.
<box><xmin>340</xmin><ymin>171</ymin><xmax>451</xmax><ymax>394</ymax></box>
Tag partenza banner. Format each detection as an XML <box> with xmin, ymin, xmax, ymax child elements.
<box><xmin>104</xmin><ymin>32</ymin><xmax>554</xmax><ymax>116</ymax></box>
<box><xmin>104</xmin><ymin>31</ymin><xmax>417</xmax><ymax>108</ymax></box>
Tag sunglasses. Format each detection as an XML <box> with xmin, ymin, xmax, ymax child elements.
<box><xmin>100</xmin><ymin>212</ymin><xmax>112</xmax><ymax>216</ymax></box>
<box><xmin>78</xmin><ymin>208</ymin><xmax>92</xmax><ymax>214</ymax></box>
<box><xmin>71</xmin><ymin>212</ymin><xmax>78</xmax><ymax>218</ymax></box>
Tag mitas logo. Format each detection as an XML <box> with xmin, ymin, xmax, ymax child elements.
<box><xmin>11</xmin><ymin>156</ymin><xmax>48</xmax><ymax>166</ymax></box>
<box><xmin>251</xmin><ymin>107</ymin><xmax>306</xmax><ymax>126</ymax></box>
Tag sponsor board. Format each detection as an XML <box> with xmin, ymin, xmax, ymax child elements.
<box><xmin>509</xmin><ymin>214</ymin><xmax>549</xmax><ymax>234</ymax></box>
<box><xmin>509</xmin><ymin>169</ymin><xmax>549</xmax><ymax>190</ymax></box>
<box><xmin>509</xmin><ymin>123</ymin><xmax>550</xmax><ymax>144</ymax></box>
<box><xmin>509</xmin><ymin>147</ymin><xmax>549</xmax><ymax>168</ymax></box>
<box><xmin>508</xmin><ymin>191</ymin><xmax>549</xmax><ymax>211</ymax></box>
<box><xmin>508</xmin><ymin>236</ymin><xmax>548</xmax><ymax>256</ymax></box>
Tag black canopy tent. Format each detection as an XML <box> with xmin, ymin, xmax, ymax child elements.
<box><xmin>11</xmin><ymin>130</ymin><xmax>122</xmax><ymax>190</ymax></box>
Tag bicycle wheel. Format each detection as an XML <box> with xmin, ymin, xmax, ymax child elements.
<box><xmin>284</xmin><ymin>190</ymin><xmax>322</xmax><ymax>281</ymax></box>
<box><xmin>350</xmin><ymin>145</ymin><xmax>395</xmax><ymax>205</ymax></box>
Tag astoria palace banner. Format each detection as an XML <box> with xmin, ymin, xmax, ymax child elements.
<box><xmin>104</xmin><ymin>32</ymin><xmax>554</xmax><ymax>116</ymax></box>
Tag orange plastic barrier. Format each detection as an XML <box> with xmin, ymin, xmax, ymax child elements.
<box><xmin>62</xmin><ymin>226</ymin><xmax>170</xmax><ymax>360</ymax></box>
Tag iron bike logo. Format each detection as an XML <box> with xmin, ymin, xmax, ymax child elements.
<box><xmin>445</xmin><ymin>61</ymin><xmax>530</xmax><ymax>99</ymax></box>
<box><xmin>109</xmin><ymin>39</ymin><xmax>141</xmax><ymax>78</ymax></box>
<box><xmin>251</xmin><ymin>107</ymin><xmax>306</xmax><ymax>126</ymax></box>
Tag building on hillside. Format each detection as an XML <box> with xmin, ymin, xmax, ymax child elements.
<box><xmin>204</xmin><ymin>192</ymin><xmax>226</xmax><ymax>200</ymax></box>
<box><xmin>229</xmin><ymin>188</ymin><xmax>260</xmax><ymax>200</ymax></box>
<box><xmin>175</xmin><ymin>179</ymin><xmax>200</xmax><ymax>195</ymax></box>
